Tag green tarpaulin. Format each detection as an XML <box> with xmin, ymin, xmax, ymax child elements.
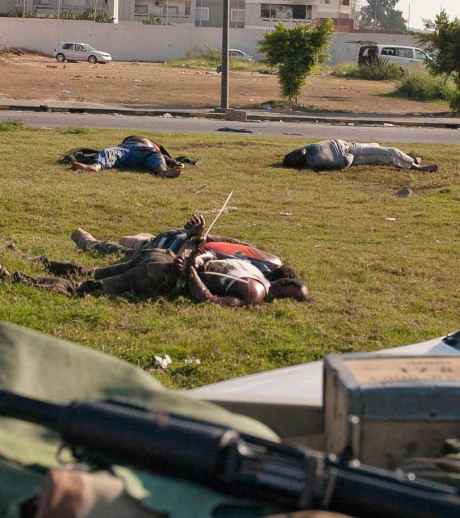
<box><xmin>0</xmin><ymin>322</ymin><xmax>278</xmax><ymax>517</ymax></box>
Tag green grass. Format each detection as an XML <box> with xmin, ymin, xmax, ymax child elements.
<box><xmin>167</xmin><ymin>48</ymin><xmax>273</xmax><ymax>74</ymax></box>
<box><xmin>0</xmin><ymin>121</ymin><xmax>24</xmax><ymax>132</ymax></box>
<box><xmin>167</xmin><ymin>57</ymin><xmax>273</xmax><ymax>74</ymax></box>
<box><xmin>333</xmin><ymin>61</ymin><xmax>405</xmax><ymax>81</ymax></box>
<box><xmin>1</xmin><ymin>126</ymin><xmax>460</xmax><ymax>389</ymax></box>
<box><xmin>392</xmin><ymin>70</ymin><xmax>457</xmax><ymax>104</ymax></box>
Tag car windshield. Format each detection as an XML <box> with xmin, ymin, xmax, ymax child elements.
<box><xmin>81</xmin><ymin>44</ymin><xmax>95</xmax><ymax>51</ymax></box>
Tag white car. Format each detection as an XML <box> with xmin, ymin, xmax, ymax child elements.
<box><xmin>358</xmin><ymin>44</ymin><xmax>431</xmax><ymax>68</ymax></box>
<box><xmin>229</xmin><ymin>49</ymin><xmax>254</xmax><ymax>61</ymax></box>
<box><xmin>54</xmin><ymin>42</ymin><xmax>112</xmax><ymax>64</ymax></box>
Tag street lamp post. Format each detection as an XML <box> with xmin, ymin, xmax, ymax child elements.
<box><xmin>220</xmin><ymin>0</ymin><xmax>230</xmax><ymax>111</ymax></box>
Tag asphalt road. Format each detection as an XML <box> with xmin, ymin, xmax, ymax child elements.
<box><xmin>1</xmin><ymin>110</ymin><xmax>459</xmax><ymax>144</ymax></box>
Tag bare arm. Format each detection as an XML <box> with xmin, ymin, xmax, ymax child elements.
<box><xmin>187</xmin><ymin>267</ymin><xmax>244</xmax><ymax>307</ymax></box>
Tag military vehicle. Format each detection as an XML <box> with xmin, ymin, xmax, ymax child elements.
<box><xmin>1</xmin><ymin>321</ymin><xmax>459</xmax><ymax>517</ymax></box>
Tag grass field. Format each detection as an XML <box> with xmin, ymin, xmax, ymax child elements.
<box><xmin>1</xmin><ymin>123</ymin><xmax>459</xmax><ymax>389</ymax></box>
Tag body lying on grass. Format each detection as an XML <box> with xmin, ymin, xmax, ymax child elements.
<box><xmin>283</xmin><ymin>140</ymin><xmax>439</xmax><ymax>173</ymax></box>
<box><xmin>0</xmin><ymin>215</ymin><xmax>309</xmax><ymax>306</ymax></box>
<box><xmin>61</xmin><ymin>135</ymin><xmax>195</xmax><ymax>178</ymax></box>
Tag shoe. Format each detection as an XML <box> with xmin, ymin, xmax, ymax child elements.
<box><xmin>422</xmin><ymin>164</ymin><xmax>438</xmax><ymax>173</ymax></box>
<box><xmin>76</xmin><ymin>279</ymin><xmax>102</xmax><ymax>296</ymax></box>
<box><xmin>157</xmin><ymin>166</ymin><xmax>182</xmax><ymax>179</ymax></box>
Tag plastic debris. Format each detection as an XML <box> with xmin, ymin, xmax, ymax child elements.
<box><xmin>154</xmin><ymin>354</ymin><xmax>172</xmax><ymax>370</ymax></box>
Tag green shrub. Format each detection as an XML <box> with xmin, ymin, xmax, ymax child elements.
<box><xmin>450</xmin><ymin>91</ymin><xmax>460</xmax><ymax>112</ymax></box>
<box><xmin>60</xmin><ymin>8</ymin><xmax>112</xmax><ymax>22</ymax></box>
<box><xmin>394</xmin><ymin>70</ymin><xmax>456</xmax><ymax>101</ymax></box>
<box><xmin>333</xmin><ymin>58</ymin><xmax>405</xmax><ymax>81</ymax></box>
<box><xmin>332</xmin><ymin>63</ymin><xmax>361</xmax><ymax>78</ymax></box>
<box><xmin>142</xmin><ymin>14</ymin><xmax>162</xmax><ymax>24</ymax></box>
<box><xmin>258</xmin><ymin>20</ymin><xmax>334</xmax><ymax>104</ymax></box>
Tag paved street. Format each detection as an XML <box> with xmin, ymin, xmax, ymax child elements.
<box><xmin>1</xmin><ymin>110</ymin><xmax>459</xmax><ymax>144</ymax></box>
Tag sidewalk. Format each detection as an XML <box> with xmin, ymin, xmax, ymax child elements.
<box><xmin>1</xmin><ymin>99</ymin><xmax>460</xmax><ymax>129</ymax></box>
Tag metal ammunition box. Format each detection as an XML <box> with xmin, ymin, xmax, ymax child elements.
<box><xmin>323</xmin><ymin>354</ymin><xmax>460</xmax><ymax>469</ymax></box>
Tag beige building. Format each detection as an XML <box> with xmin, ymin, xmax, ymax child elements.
<box><xmin>0</xmin><ymin>0</ymin><xmax>357</xmax><ymax>29</ymax></box>
<box><xmin>245</xmin><ymin>0</ymin><xmax>355</xmax><ymax>29</ymax></box>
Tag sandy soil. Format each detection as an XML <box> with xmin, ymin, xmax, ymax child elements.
<box><xmin>0</xmin><ymin>51</ymin><xmax>449</xmax><ymax>114</ymax></box>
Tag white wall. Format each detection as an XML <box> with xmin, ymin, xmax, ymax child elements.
<box><xmin>0</xmin><ymin>18</ymin><xmax>269</xmax><ymax>60</ymax></box>
<box><xmin>0</xmin><ymin>18</ymin><xmax>418</xmax><ymax>63</ymax></box>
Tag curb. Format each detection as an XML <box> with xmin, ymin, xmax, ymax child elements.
<box><xmin>1</xmin><ymin>103</ymin><xmax>460</xmax><ymax>130</ymax></box>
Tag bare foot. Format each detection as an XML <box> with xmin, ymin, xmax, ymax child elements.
<box><xmin>71</xmin><ymin>161</ymin><xmax>101</xmax><ymax>172</ymax></box>
<box><xmin>71</xmin><ymin>227</ymin><xmax>97</xmax><ymax>250</ymax></box>
<box><xmin>0</xmin><ymin>264</ymin><xmax>11</xmax><ymax>280</ymax></box>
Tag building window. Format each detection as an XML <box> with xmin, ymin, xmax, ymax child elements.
<box><xmin>322</xmin><ymin>0</ymin><xmax>331</xmax><ymax>4</ymax></box>
<box><xmin>194</xmin><ymin>6</ymin><xmax>209</xmax><ymax>21</ymax></box>
<box><xmin>134</xmin><ymin>2</ymin><xmax>148</xmax><ymax>15</ymax></box>
<box><xmin>185</xmin><ymin>0</ymin><xmax>191</xmax><ymax>16</ymax></box>
<box><xmin>341</xmin><ymin>0</ymin><xmax>350</xmax><ymax>5</ymax></box>
<box><xmin>231</xmin><ymin>8</ymin><xmax>245</xmax><ymax>23</ymax></box>
<box><xmin>261</xmin><ymin>4</ymin><xmax>311</xmax><ymax>20</ymax></box>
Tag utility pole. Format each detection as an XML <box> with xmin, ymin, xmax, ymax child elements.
<box><xmin>408</xmin><ymin>0</ymin><xmax>411</xmax><ymax>30</ymax></box>
<box><xmin>220</xmin><ymin>0</ymin><xmax>230</xmax><ymax>111</ymax></box>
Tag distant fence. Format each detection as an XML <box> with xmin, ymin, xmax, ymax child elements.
<box><xmin>0</xmin><ymin>18</ymin><xmax>419</xmax><ymax>64</ymax></box>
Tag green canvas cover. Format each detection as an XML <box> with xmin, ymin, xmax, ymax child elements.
<box><xmin>0</xmin><ymin>322</ymin><xmax>278</xmax><ymax>518</ymax></box>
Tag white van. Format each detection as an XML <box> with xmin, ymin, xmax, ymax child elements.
<box><xmin>358</xmin><ymin>44</ymin><xmax>431</xmax><ymax>68</ymax></box>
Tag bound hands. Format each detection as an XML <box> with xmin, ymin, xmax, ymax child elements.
<box><xmin>184</xmin><ymin>213</ymin><xmax>206</xmax><ymax>238</ymax></box>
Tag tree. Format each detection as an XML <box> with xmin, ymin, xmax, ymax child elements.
<box><xmin>360</xmin><ymin>0</ymin><xmax>407</xmax><ymax>33</ymax></box>
<box><xmin>258</xmin><ymin>20</ymin><xmax>333</xmax><ymax>105</ymax></box>
<box><xmin>418</xmin><ymin>11</ymin><xmax>460</xmax><ymax>111</ymax></box>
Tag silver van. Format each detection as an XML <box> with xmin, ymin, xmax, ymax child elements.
<box><xmin>358</xmin><ymin>44</ymin><xmax>431</xmax><ymax>68</ymax></box>
<box><xmin>54</xmin><ymin>42</ymin><xmax>112</xmax><ymax>64</ymax></box>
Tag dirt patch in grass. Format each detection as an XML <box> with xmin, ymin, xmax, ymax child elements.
<box><xmin>0</xmin><ymin>52</ymin><xmax>450</xmax><ymax>114</ymax></box>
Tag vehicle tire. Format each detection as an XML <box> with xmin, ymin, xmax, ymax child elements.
<box><xmin>88</xmin><ymin>55</ymin><xmax>97</xmax><ymax>64</ymax></box>
<box><xmin>56</xmin><ymin>53</ymin><xmax>65</xmax><ymax>63</ymax></box>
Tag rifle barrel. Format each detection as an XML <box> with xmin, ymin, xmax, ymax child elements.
<box><xmin>0</xmin><ymin>389</ymin><xmax>63</xmax><ymax>430</ymax></box>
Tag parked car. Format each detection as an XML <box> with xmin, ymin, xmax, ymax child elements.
<box><xmin>54</xmin><ymin>42</ymin><xmax>112</xmax><ymax>64</ymax></box>
<box><xmin>229</xmin><ymin>49</ymin><xmax>254</xmax><ymax>61</ymax></box>
<box><xmin>358</xmin><ymin>44</ymin><xmax>431</xmax><ymax>68</ymax></box>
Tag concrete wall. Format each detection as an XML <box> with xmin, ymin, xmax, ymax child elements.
<box><xmin>0</xmin><ymin>17</ymin><xmax>418</xmax><ymax>63</ymax></box>
<box><xmin>0</xmin><ymin>18</ymin><xmax>268</xmax><ymax>60</ymax></box>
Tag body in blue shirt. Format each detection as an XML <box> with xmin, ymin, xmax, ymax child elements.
<box><xmin>96</xmin><ymin>145</ymin><xmax>166</xmax><ymax>173</ymax></box>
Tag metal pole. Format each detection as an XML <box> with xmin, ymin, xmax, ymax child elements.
<box><xmin>408</xmin><ymin>0</ymin><xmax>411</xmax><ymax>30</ymax></box>
<box><xmin>220</xmin><ymin>0</ymin><xmax>230</xmax><ymax>111</ymax></box>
